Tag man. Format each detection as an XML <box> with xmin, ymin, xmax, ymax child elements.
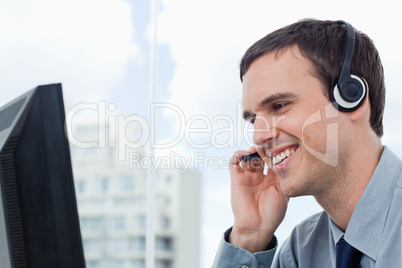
<box><xmin>213</xmin><ymin>19</ymin><xmax>402</xmax><ymax>267</ymax></box>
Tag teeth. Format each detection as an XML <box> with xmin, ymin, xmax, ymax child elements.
<box><xmin>275</xmin><ymin>155</ymin><xmax>281</xmax><ymax>164</ymax></box>
<box><xmin>272</xmin><ymin>148</ymin><xmax>296</xmax><ymax>165</ymax></box>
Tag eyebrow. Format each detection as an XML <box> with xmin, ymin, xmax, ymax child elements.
<box><xmin>242</xmin><ymin>92</ymin><xmax>298</xmax><ymax>120</ymax></box>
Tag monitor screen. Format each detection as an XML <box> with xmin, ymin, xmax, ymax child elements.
<box><xmin>0</xmin><ymin>84</ymin><xmax>85</xmax><ymax>267</ymax></box>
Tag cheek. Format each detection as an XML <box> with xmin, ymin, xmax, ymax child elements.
<box><xmin>276</xmin><ymin>113</ymin><xmax>304</xmax><ymax>140</ymax></box>
<box><xmin>302</xmin><ymin>120</ymin><xmax>329</xmax><ymax>154</ymax></box>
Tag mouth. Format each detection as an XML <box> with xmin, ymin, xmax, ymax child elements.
<box><xmin>265</xmin><ymin>145</ymin><xmax>299</xmax><ymax>171</ymax></box>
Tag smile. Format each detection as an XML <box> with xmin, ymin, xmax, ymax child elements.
<box><xmin>272</xmin><ymin>148</ymin><xmax>295</xmax><ymax>165</ymax></box>
<box><xmin>266</xmin><ymin>145</ymin><xmax>299</xmax><ymax>172</ymax></box>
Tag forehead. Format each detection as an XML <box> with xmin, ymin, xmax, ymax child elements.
<box><xmin>242</xmin><ymin>47</ymin><xmax>319</xmax><ymax>107</ymax></box>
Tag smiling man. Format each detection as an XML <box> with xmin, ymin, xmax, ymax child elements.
<box><xmin>213</xmin><ymin>19</ymin><xmax>402</xmax><ymax>267</ymax></box>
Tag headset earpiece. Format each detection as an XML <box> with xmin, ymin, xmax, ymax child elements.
<box><xmin>330</xmin><ymin>20</ymin><xmax>367</xmax><ymax>112</ymax></box>
<box><xmin>331</xmin><ymin>74</ymin><xmax>367</xmax><ymax>112</ymax></box>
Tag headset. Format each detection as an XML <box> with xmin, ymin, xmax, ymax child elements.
<box><xmin>330</xmin><ymin>20</ymin><xmax>367</xmax><ymax>112</ymax></box>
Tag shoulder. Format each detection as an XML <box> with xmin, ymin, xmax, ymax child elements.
<box><xmin>289</xmin><ymin>211</ymin><xmax>330</xmax><ymax>244</ymax></box>
<box><xmin>277</xmin><ymin>211</ymin><xmax>331</xmax><ymax>261</ymax></box>
<box><xmin>274</xmin><ymin>211</ymin><xmax>334</xmax><ymax>267</ymax></box>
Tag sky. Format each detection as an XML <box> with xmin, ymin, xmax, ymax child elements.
<box><xmin>1</xmin><ymin>0</ymin><xmax>402</xmax><ymax>267</ymax></box>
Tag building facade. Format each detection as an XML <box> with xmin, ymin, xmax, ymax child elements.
<box><xmin>70</xmin><ymin>124</ymin><xmax>201</xmax><ymax>268</ymax></box>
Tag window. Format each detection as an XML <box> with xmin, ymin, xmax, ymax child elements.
<box><xmin>108</xmin><ymin>238</ymin><xmax>128</xmax><ymax>253</ymax></box>
<box><xmin>155</xmin><ymin>173</ymin><xmax>164</xmax><ymax>190</ymax></box>
<box><xmin>156</xmin><ymin>260</ymin><xmax>173</xmax><ymax>268</ymax></box>
<box><xmin>141</xmin><ymin>174</ymin><xmax>147</xmax><ymax>190</ymax></box>
<box><xmin>156</xmin><ymin>195</ymin><xmax>170</xmax><ymax>206</ymax></box>
<box><xmin>108</xmin><ymin>259</ymin><xmax>124</xmax><ymax>268</ymax></box>
<box><xmin>74</xmin><ymin>179</ymin><xmax>86</xmax><ymax>193</ymax></box>
<box><xmin>108</xmin><ymin>216</ymin><xmax>125</xmax><ymax>231</ymax></box>
<box><xmin>130</xmin><ymin>237</ymin><xmax>146</xmax><ymax>251</ymax></box>
<box><xmin>133</xmin><ymin>215</ymin><xmax>146</xmax><ymax>230</ymax></box>
<box><xmin>86</xmin><ymin>260</ymin><xmax>100</xmax><ymax>268</ymax></box>
<box><xmin>156</xmin><ymin>237</ymin><xmax>173</xmax><ymax>251</ymax></box>
<box><xmin>94</xmin><ymin>177</ymin><xmax>109</xmax><ymax>192</ymax></box>
<box><xmin>81</xmin><ymin>217</ymin><xmax>103</xmax><ymax>232</ymax></box>
<box><xmin>119</xmin><ymin>175</ymin><xmax>135</xmax><ymax>190</ymax></box>
<box><xmin>83</xmin><ymin>238</ymin><xmax>103</xmax><ymax>253</ymax></box>
<box><xmin>160</xmin><ymin>216</ymin><xmax>170</xmax><ymax>230</ymax></box>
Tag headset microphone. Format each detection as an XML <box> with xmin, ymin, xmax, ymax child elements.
<box><xmin>330</xmin><ymin>20</ymin><xmax>367</xmax><ymax>112</ymax></box>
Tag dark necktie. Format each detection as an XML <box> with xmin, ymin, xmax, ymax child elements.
<box><xmin>336</xmin><ymin>236</ymin><xmax>362</xmax><ymax>268</ymax></box>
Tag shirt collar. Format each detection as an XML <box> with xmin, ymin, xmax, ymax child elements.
<box><xmin>336</xmin><ymin>146</ymin><xmax>402</xmax><ymax>261</ymax></box>
<box><xmin>329</xmin><ymin>217</ymin><xmax>344</xmax><ymax>246</ymax></box>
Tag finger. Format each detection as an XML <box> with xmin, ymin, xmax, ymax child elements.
<box><xmin>240</xmin><ymin>146</ymin><xmax>260</xmax><ymax>163</ymax></box>
<box><xmin>249</xmin><ymin>145</ymin><xmax>266</xmax><ymax>172</ymax></box>
<box><xmin>255</xmin><ymin>144</ymin><xmax>271</xmax><ymax>169</ymax></box>
<box><xmin>241</xmin><ymin>146</ymin><xmax>264</xmax><ymax>172</ymax></box>
<box><xmin>229</xmin><ymin>150</ymin><xmax>249</xmax><ymax>174</ymax></box>
<box><xmin>230</xmin><ymin>149</ymin><xmax>263</xmax><ymax>174</ymax></box>
<box><xmin>242</xmin><ymin>157</ymin><xmax>265</xmax><ymax>173</ymax></box>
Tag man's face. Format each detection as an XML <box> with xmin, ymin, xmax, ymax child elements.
<box><xmin>242</xmin><ymin>46</ymin><xmax>348</xmax><ymax>197</ymax></box>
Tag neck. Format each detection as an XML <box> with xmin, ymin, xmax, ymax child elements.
<box><xmin>314</xmin><ymin>138</ymin><xmax>383</xmax><ymax>232</ymax></box>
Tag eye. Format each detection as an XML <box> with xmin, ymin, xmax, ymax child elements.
<box><xmin>249</xmin><ymin>115</ymin><xmax>256</xmax><ymax>124</ymax></box>
<box><xmin>273</xmin><ymin>103</ymin><xmax>288</xmax><ymax>111</ymax></box>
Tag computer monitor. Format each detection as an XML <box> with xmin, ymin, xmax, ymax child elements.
<box><xmin>0</xmin><ymin>84</ymin><xmax>85</xmax><ymax>267</ymax></box>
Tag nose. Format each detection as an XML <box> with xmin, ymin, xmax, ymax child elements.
<box><xmin>253</xmin><ymin>115</ymin><xmax>279</xmax><ymax>146</ymax></box>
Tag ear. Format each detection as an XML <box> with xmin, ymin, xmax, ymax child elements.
<box><xmin>348</xmin><ymin>79</ymin><xmax>369</xmax><ymax>121</ymax></box>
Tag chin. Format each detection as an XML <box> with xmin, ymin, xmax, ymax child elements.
<box><xmin>278</xmin><ymin>177</ymin><xmax>309</xmax><ymax>198</ymax></box>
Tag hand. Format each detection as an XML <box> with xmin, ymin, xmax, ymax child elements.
<box><xmin>228</xmin><ymin>148</ymin><xmax>289</xmax><ymax>253</ymax></box>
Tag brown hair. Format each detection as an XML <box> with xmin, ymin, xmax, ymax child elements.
<box><xmin>239</xmin><ymin>19</ymin><xmax>385</xmax><ymax>137</ymax></box>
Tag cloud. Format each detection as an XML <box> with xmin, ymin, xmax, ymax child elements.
<box><xmin>157</xmin><ymin>0</ymin><xmax>402</xmax><ymax>117</ymax></box>
<box><xmin>157</xmin><ymin>0</ymin><xmax>402</xmax><ymax>155</ymax></box>
<box><xmin>0</xmin><ymin>0</ymin><xmax>137</xmax><ymax>107</ymax></box>
<box><xmin>155</xmin><ymin>0</ymin><xmax>383</xmax><ymax>149</ymax></box>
